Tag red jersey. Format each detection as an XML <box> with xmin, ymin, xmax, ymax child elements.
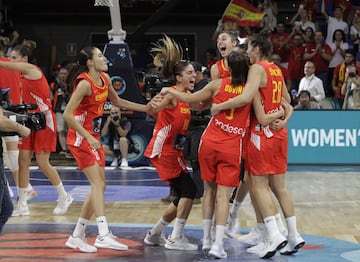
<box><xmin>20</xmin><ymin>67</ymin><xmax>55</xmax><ymax>131</ymax></box>
<box><xmin>288</xmin><ymin>45</ymin><xmax>305</xmax><ymax>81</ymax></box>
<box><xmin>67</xmin><ymin>72</ymin><xmax>109</xmax><ymax>147</ymax></box>
<box><xmin>215</xmin><ymin>59</ymin><xmax>230</xmax><ymax>78</ymax></box>
<box><xmin>271</xmin><ymin>33</ymin><xmax>290</xmax><ymax>63</ymax></box>
<box><xmin>304</xmin><ymin>43</ymin><xmax>332</xmax><ymax>74</ymax></box>
<box><xmin>0</xmin><ymin>57</ymin><xmax>21</xmax><ymax>104</ymax></box>
<box><xmin>201</xmin><ymin>77</ymin><xmax>251</xmax><ymax>155</ymax></box>
<box><xmin>145</xmin><ymin>86</ymin><xmax>191</xmax><ymax>158</ymax></box>
<box><xmin>251</xmin><ymin>62</ymin><xmax>287</xmax><ymax>139</ymax></box>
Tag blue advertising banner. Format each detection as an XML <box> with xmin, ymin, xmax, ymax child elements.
<box><xmin>287</xmin><ymin>111</ymin><xmax>360</xmax><ymax>164</ymax></box>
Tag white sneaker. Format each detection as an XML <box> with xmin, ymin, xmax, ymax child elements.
<box><xmin>144</xmin><ymin>230</ymin><xmax>166</xmax><ymax>246</ymax></box>
<box><xmin>202</xmin><ymin>237</ymin><xmax>212</xmax><ymax>250</ymax></box>
<box><xmin>165</xmin><ymin>235</ymin><xmax>198</xmax><ymax>251</ymax></box>
<box><xmin>120</xmin><ymin>158</ymin><xmax>128</xmax><ymax>167</ymax></box>
<box><xmin>66</xmin><ymin>235</ymin><xmax>98</xmax><ymax>253</ymax></box>
<box><xmin>209</xmin><ymin>243</ymin><xmax>227</xmax><ymax>259</ymax></box>
<box><xmin>258</xmin><ymin>233</ymin><xmax>287</xmax><ymax>259</ymax></box>
<box><xmin>25</xmin><ymin>188</ymin><xmax>38</xmax><ymax>201</ymax></box>
<box><xmin>280</xmin><ymin>234</ymin><xmax>305</xmax><ymax>255</ymax></box>
<box><xmin>246</xmin><ymin>241</ymin><xmax>265</xmax><ymax>255</ymax></box>
<box><xmin>237</xmin><ymin>224</ymin><xmax>264</xmax><ymax>247</ymax></box>
<box><xmin>110</xmin><ymin>158</ymin><xmax>118</xmax><ymax>167</ymax></box>
<box><xmin>225</xmin><ymin>217</ymin><xmax>239</xmax><ymax>238</ymax></box>
<box><xmin>94</xmin><ymin>232</ymin><xmax>128</xmax><ymax>251</ymax></box>
<box><xmin>12</xmin><ymin>204</ymin><xmax>30</xmax><ymax>216</ymax></box>
<box><xmin>53</xmin><ymin>193</ymin><xmax>73</xmax><ymax>215</ymax></box>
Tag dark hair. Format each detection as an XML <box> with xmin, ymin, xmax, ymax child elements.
<box><xmin>227</xmin><ymin>51</ymin><xmax>249</xmax><ymax>86</ymax></box>
<box><xmin>345</xmin><ymin>48</ymin><xmax>355</xmax><ymax>57</ymax></box>
<box><xmin>298</xmin><ymin>90</ymin><xmax>311</xmax><ymax>98</ymax></box>
<box><xmin>13</xmin><ymin>40</ymin><xmax>37</xmax><ymax>64</ymax></box>
<box><xmin>191</xmin><ymin>61</ymin><xmax>202</xmax><ymax>72</ymax></box>
<box><xmin>249</xmin><ymin>33</ymin><xmax>273</xmax><ymax>59</ymax></box>
<box><xmin>332</xmin><ymin>29</ymin><xmax>347</xmax><ymax>42</ymax></box>
<box><xmin>66</xmin><ymin>46</ymin><xmax>97</xmax><ymax>88</ymax></box>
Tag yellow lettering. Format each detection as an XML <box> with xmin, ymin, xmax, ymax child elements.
<box><xmin>95</xmin><ymin>90</ymin><xmax>108</xmax><ymax>101</ymax></box>
<box><xmin>224</xmin><ymin>84</ymin><xmax>244</xmax><ymax>94</ymax></box>
<box><xmin>180</xmin><ymin>107</ymin><xmax>191</xmax><ymax>114</ymax></box>
<box><xmin>269</xmin><ymin>68</ymin><xmax>282</xmax><ymax>77</ymax></box>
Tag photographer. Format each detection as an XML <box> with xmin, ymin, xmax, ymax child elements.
<box><xmin>0</xmin><ymin>106</ymin><xmax>30</xmax><ymax>233</ymax></box>
<box><xmin>101</xmin><ymin>106</ymin><xmax>131</xmax><ymax>167</ymax></box>
<box><xmin>341</xmin><ymin>64</ymin><xmax>360</xmax><ymax>109</ymax></box>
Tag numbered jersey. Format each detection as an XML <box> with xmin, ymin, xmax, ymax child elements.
<box><xmin>215</xmin><ymin>59</ymin><xmax>230</xmax><ymax>79</ymax></box>
<box><xmin>67</xmin><ymin>72</ymin><xmax>109</xmax><ymax>147</ymax></box>
<box><xmin>144</xmin><ymin>86</ymin><xmax>191</xmax><ymax>158</ymax></box>
<box><xmin>251</xmin><ymin>61</ymin><xmax>287</xmax><ymax>139</ymax></box>
<box><xmin>201</xmin><ymin>77</ymin><xmax>251</xmax><ymax>154</ymax></box>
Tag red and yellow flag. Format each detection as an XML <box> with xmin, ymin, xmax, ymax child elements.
<box><xmin>222</xmin><ymin>0</ymin><xmax>266</xmax><ymax>27</ymax></box>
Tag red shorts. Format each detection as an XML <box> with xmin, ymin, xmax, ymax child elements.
<box><xmin>248</xmin><ymin>133</ymin><xmax>288</xmax><ymax>175</ymax></box>
<box><xmin>69</xmin><ymin>142</ymin><xmax>105</xmax><ymax>170</ymax></box>
<box><xmin>150</xmin><ymin>153</ymin><xmax>188</xmax><ymax>183</ymax></box>
<box><xmin>198</xmin><ymin>142</ymin><xmax>241</xmax><ymax>187</ymax></box>
<box><xmin>18</xmin><ymin>126</ymin><xmax>57</xmax><ymax>154</ymax></box>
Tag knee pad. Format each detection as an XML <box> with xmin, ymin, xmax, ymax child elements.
<box><xmin>5</xmin><ymin>150</ymin><xmax>19</xmax><ymax>172</ymax></box>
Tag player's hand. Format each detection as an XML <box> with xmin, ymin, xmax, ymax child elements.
<box><xmin>210</xmin><ymin>103</ymin><xmax>220</xmax><ymax>116</ymax></box>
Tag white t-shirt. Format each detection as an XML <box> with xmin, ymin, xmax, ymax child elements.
<box><xmin>325</xmin><ymin>16</ymin><xmax>349</xmax><ymax>44</ymax></box>
<box><xmin>298</xmin><ymin>74</ymin><xmax>326</xmax><ymax>102</ymax></box>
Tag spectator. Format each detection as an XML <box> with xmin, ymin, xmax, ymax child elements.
<box><xmin>0</xmin><ymin>9</ymin><xmax>20</xmax><ymax>55</ymax></box>
<box><xmin>271</xmin><ymin>22</ymin><xmax>290</xmax><ymax>65</ymax></box>
<box><xmin>332</xmin><ymin>49</ymin><xmax>358</xmax><ymax>108</ymax></box>
<box><xmin>101</xmin><ymin>106</ymin><xmax>131</xmax><ymax>168</ymax></box>
<box><xmin>294</xmin><ymin>90</ymin><xmax>321</xmax><ymax>109</ymax></box>
<box><xmin>321</xmin><ymin>0</ymin><xmax>349</xmax><ymax>45</ymax></box>
<box><xmin>304</xmin><ymin>31</ymin><xmax>332</xmax><ymax>90</ymax></box>
<box><xmin>302</xmin><ymin>26</ymin><xmax>315</xmax><ymax>46</ymax></box>
<box><xmin>327</xmin><ymin>29</ymin><xmax>349</xmax><ymax>97</ymax></box>
<box><xmin>335</xmin><ymin>0</ymin><xmax>353</xmax><ymax>23</ymax></box>
<box><xmin>302</xmin><ymin>0</ymin><xmax>317</xmax><ymax>23</ymax></box>
<box><xmin>271</xmin><ymin>53</ymin><xmax>291</xmax><ymax>91</ymax></box>
<box><xmin>258</xmin><ymin>0</ymin><xmax>278</xmax><ymax>31</ymax></box>
<box><xmin>341</xmin><ymin>64</ymin><xmax>360</xmax><ymax>109</ymax></box>
<box><xmin>205</xmin><ymin>48</ymin><xmax>218</xmax><ymax>70</ymax></box>
<box><xmin>350</xmin><ymin>11</ymin><xmax>360</xmax><ymax>66</ymax></box>
<box><xmin>287</xmin><ymin>33</ymin><xmax>305</xmax><ymax>92</ymax></box>
<box><xmin>290</xmin><ymin>4</ymin><xmax>316</xmax><ymax>32</ymax></box>
<box><xmin>298</xmin><ymin>61</ymin><xmax>326</xmax><ymax>102</ymax></box>
<box><xmin>49</xmin><ymin>63</ymin><xmax>72</xmax><ymax>158</ymax></box>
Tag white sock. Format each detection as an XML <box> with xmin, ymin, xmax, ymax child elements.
<box><xmin>150</xmin><ymin>218</ymin><xmax>169</xmax><ymax>235</ymax></box>
<box><xmin>73</xmin><ymin>217</ymin><xmax>89</xmax><ymax>237</ymax></box>
<box><xmin>263</xmin><ymin>216</ymin><xmax>279</xmax><ymax>238</ymax></box>
<box><xmin>96</xmin><ymin>216</ymin><xmax>110</xmax><ymax>236</ymax></box>
<box><xmin>18</xmin><ymin>188</ymin><xmax>27</xmax><ymax>206</ymax></box>
<box><xmin>202</xmin><ymin>219</ymin><xmax>212</xmax><ymax>240</ymax></box>
<box><xmin>229</xmin><ymin>201</ymin><xmax>242</xmax><ymax>219</ymax></box>
<box><xmin>275</xmin><ymin>213</ymin><xmax>287</xmax><ymax>235</ymax></box>
<box><xmin>214</xmin><ymin>225</ymin><xmax>226</xmax><ymax>246</ymax></box>
<box><xmin>55</xmin><ymin>182</ymin><xmax>67</xmax><ymax>198</ymax></box>
<box><xmin>26</xmin><ymin>183</ymin><xmax>33</xmax><ymax>191</ymax></box>
<box><xmin>171</xmin><ymin>218</ymin><xmax>186</xmax><ymax>239</ymax></box>
<box><xmin>286</xmin><ymin>216</ymin><xmax>298</xmax><ymax>236</ymax></box>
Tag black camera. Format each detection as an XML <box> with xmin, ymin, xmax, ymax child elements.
<box><xmin>348</xmin><ymin>72</ymin><xmax>356</xmax><ymax>78</ymax></box>
<box><xmin>112</xmin><ymin>115</ymin><xmax>119</xmax><ymax>121</ymax></box>
<box><xmin>0</xmin><ymin>89</ymin><xmax>46</xmax><ymax>136</ymax></box>
<box><xmin>143</xmin><ymin>74</ymin><xmax>175</xmax><ymax>100</ymax></box>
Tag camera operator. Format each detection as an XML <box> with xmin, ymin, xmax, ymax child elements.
<box><xmin>0</xmin><ymin>106</ymin><xmax>30</xmax><ymax>233</ymax></box>
<box><xmin>101</xmin><ymin>106</ymin><xmax>131</xmax><ymax>167</ymax></box>
<box><xmin>341</xmin><ymin>64</ymin><xmax>360</xmax><ymax>109</ymax></box>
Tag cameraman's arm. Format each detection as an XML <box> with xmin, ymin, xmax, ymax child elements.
<box><xmin>0</xmin><ymin>107</ymin><xmax>31</xmax><ymax>138</ymax></box>
<box><xmin>117</xmin><ymin>120</ymin><xmax>130</xmax><ymax>137</ymax></box>
<box><xmin>100</xmin><ymin>116</ymin><xmax>112</xmax><ymax>137</ymax></box>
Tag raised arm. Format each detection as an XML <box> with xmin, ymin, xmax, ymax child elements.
<box><xmin>0</xmin><ymin>60</ymin><xmax>41</xmax><ymax>79</ymax></box>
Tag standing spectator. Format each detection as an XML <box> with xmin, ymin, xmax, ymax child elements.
<box><xmin>0</xmin><ymin>9</ymin><xmax>20</xmax><ymax>55</ymax></box>
<box><xmin>290</xmin><ymin>4</ymin><xmax>316</xmax><ymax>32</ymax></box>
<box><xmin>271</xmin><ymin>22</ymin><xmax>290</xmax><ymax>66</ymax></box>
<box><xmin>0</xmin><ymin>107</ymin><xmax>30</xmax><ymax>233</ymax></box>
<box><xmin>350</xmin><ymin>11</ymin><xmax>360</xmax><ymax>65</ymax></box>
<box><xmin>64</xmin><ymin>46</ymin><xmax>150</xmax><ymax>253</ymax></box>
<box><xmin>333</xmin><ymin>49</ymin><xmax>359</xmax><ymax>108</ymax></box>
<box><xmin>50</xmin><ymin>63</ymin><xmax>72</xmax><ymax>158</ymax></box>
<box><xmin>258</xmin><ymin>0</ymin><xmax>278</xmax><ymax>31</ymax></box>
<box><xmin>335</xmin><ymin>0</ymin><xmax>353</xmax><ymax>23</ymax></box>
<box><xmin>0</xmin><ymin>40</ymin><xmax>73</xmax><ymax>216</ymax></box>
<box><xmin>298</xmin><ymin>61</ymin><xmax>326</xmax><ymax>102</ymax></box>
<box><xmin>182</xmin><ymin>61</ymin><xmax>210</xmax><ymax>204</ymax></box>
<box><xmin>101</xmin><ymin>106</ymin><xmax>131</xmax><ymax>168</ymax></box>
<box><xmin>321</xmin><ymin>0</ymin><xmax>349</xmax><ymax>45</ymax></box>
<box><xmin>302</xmin><ymin>26</ymin><xmax>315</xmax><ymax>45</ymax></box>
<box><xmin>143</xmin><ymin>35</ymin><xmax>198</xmax><ymax>251</ymax></box>
<box><xmin>294</xmin><ymin>90</ymin><xmax>321</xmax><ymax>109</ymax></box>
<box><xmin>205</xmin><ymin>48</ymin><xmax>218</xmax><ymax>70</ymax></box>
<box><xmin>303</xmin><ymin>0</ymin><xmax>317</xmax><ymax>23</ymax></box>
<box><xmin>327</xmin><ymin>29</ymin><xmax>349</xmax><ymax>97</ymax></box>
<box><xmin>271</xmin><ymin>54</ymin><xmax>291</xmax><ymax>91</ymax></box>
<box><xmin>304</xmin><ymin>31</ymin><xmax>332</xmax><ymax>90</ymax></box>
<box><xmin>341</xmin><ymin>64</ymin><xmax>360</xmax><ymax>109</ymax></box>
<box><xmin>287</xmin><ymin>33</ymin><xmax>305</xmax><ymax>92</ymax></box>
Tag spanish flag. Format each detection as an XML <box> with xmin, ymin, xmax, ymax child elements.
<box><xmin>222</xmin><ymin>0</ymin><xmax>266</xmax><ymax>27</ymax></box>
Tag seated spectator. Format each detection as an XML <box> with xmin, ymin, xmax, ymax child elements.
<box><xmin>332</xmin><ymin>49</ymin><xmax>358</xmax><ymax>108</ymax></box>
<box><xmin>101</xmin><ymin>106</ymin><xmax>131</xmax><ymax>167</ymax></box>
<box><xmin>341</xmin><ymin>64</ymin><xmax>360</xmax><ymax>109</ymax></box>
<box><xmin>298</xmin><ymin>61</ymin><xmax>326</xmax><ymax>102</ymax></box>
<box><xmin>294</xmin><ymin>90</ymin><xmax>321</xmax><ymax>109</ymax></box>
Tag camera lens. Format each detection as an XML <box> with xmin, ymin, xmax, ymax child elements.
<box><xmin>348</xmin><ymin>72</ymin><xmax>356</xmax><ymax>78</ymax></box>
<box><xmin>112</xmin><ymin>115</ymin><xmax>119</xmax><ymax>121</ymax></box>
